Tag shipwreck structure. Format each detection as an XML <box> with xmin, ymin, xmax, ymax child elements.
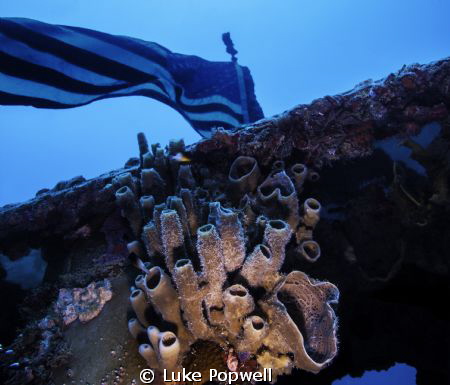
<box><xmin>0</xmin><ymin>58</ymin><xmax>448</xmax><ymax>385</ymax></box>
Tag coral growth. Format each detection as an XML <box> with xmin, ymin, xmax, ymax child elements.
<box><xmin>116</xmin><ymin>133</ymin><xmax>339</xmax><ymax>381</ymax></box>
<box><xmin>0</xmin><ymin>312</ymin><xmax>72</xmax><ymax>385</ymax></box>
<box><xmin>55</xmin><ymin>279</ymin><xmax>112</xmax><ymax>325</ymax></box>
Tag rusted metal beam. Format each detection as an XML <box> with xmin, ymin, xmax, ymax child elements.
<box><xmin>189</xmin><ymin>58</ymin><xmax>449</xmax><ymax>165</ymax></box>
<box><xmin>1</xmin><ymin>58</ymin><xmax>449</xmax><ymax>246</ymax></box>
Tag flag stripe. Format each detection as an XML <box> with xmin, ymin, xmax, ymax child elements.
<box><xmin>65</xmin><ymin>25</ymin><xmax>245</xmax><ymax>114</ymax></box>
<box><xmin>0</xmin><ymin>51</ymin><xmax>131</xmax><ymax>94</ymax></box>
<box><xmin>68</xmin><ymin>25</ymin><xmax>171</xmax><ymax>68</ymax></box>
<box><xmin>0</xmin><ymin>87</ymin><xmax>238</xmax><ymax>128</ymax></box>
<box><xmin>0</xmin><ymin>32</ymin><xmax>125</xmax><ymax>86</ymax></box>
<box><xmin>0</xmin><ymin>18</ymin><xmax>264</xmax><ymax>137</ymax></box>
<box><xmin>1</xmin><ymin>18</ymin><xmax>247</xmax><ymax>115</ymax></box>
<box><xmin>0</xmin><ymin>21</ymin><xmax>244</xmax><ymax>117</ymax></box>
<box><xmin>0</xmin><ymin>90</ymin><xmax>75</xmax><ymax>108</ymax></box>
<box><xmin>0</xmin><ymin>73</ymin><xmax>242</xmax><ymax>127</ymax></box>
<box><xmin>1</xmin><ymin>19</ymin><xmax>155</xmax><ymax>83</ymax></box>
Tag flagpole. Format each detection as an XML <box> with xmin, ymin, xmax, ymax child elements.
<box><xmin>222</xmin><ymin>33</ymin><xmax>250</xmax><ymax>125</ymax></box>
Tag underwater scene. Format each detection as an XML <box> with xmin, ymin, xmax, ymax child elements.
<box><xmin>0</xmin><ymin>1</ymin><xmax>448</xmax><ymax>385</ymax></box>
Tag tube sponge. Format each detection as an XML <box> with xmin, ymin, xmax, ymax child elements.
<box><xmin>259</xmin><ymin>297</ymin><xmax>322</xmax><ymax>374</ymax></box>
<box><xmin>142</xmin><ymin>151</ymin><xmax>154</xmax><ymax>169</ymax></box>
<box><xmin>209</xmin><ymin>203</ymin><xmax>246</xmax><ymax>272</ymax></box>
<box><xmin>274</xmin><ymin>271</ymin><xmax>339</xmax><ymax>371</ymax></box>
<box><xmin>135</xmin><ymin>327</ymin><xmax>182</xmax><ymax>372</ymax></box>
<box><xmin>128</xmin><ymin>318</ymin><xmax>146</xmax><ymax>339</ymax></box>
<box><xmin>126</xmin><ymin>197</ymin><xmax>339</xmax><ymax>378</ymax></box>
<box><xmin>240</xmin><ymin>244</ymin><xmax>273</xmax><ymax>288</ymax></box>
<box><xmin>257</xmin><ymin>171</ymin><xmax>299</xmax><ymax>229</ymax></box>
<box><xmin>119</xmin><ymin>138</ymin><xmax>339</xmax><ymax>380</ymax></box>
<box><xmin>115</xmin><ymin>185</ymin><xmax>142</xmax><ymax>236</ymax></box>
<box><xmin>264</xmin><ymin>219</ymin><xmax>292</xmax><ymax>271</ymax></box>
<box><xmin>173</xmin><ymin>259</ymin><xmax>211</xmax><ymax>339</ymax></box>
<box><xmin>140</xmin><ymin>195</ymin><xmax>155</xmax><ymax>223</ymax></box>
<box><xmin>178</xmin><ymin>165</ymin><xmax>196</xmax><ymax>189</ymax></box>
<box><xmin>239</xmin><ymin>194</ymin><xmax>256</xmax><ymax>229</ymax></box>
<box><xmin>115</xmin><ymin>185</ymin><xmax>135</xmax><ymax>207</ymax></box>
<box><xmin>154</xmin><ymin>147</ymin><xmax>168</xmax><ymax>181</ymax></box>
<box><xmin>272</xmin><ymin>160</ymin><xmax>285</xmax><ymax>172</ymax></box>
<box><xmin>142</xmin><ymin>221</ymin><xmax>163</xmax><ymax>257</ymax></box>
<box><xmin>139</xmin><ymin>343</ymin><xmax>159</xmax><ymax>369</ymax></box>
<box><xmin>143</xmin><ymin>267</ymin><xmax>184</xmax><ymax>333</ymax></box>
<box><xmin>298</xmin><ymin>240</ymin><xmax>321</xmax><ymax>262</ymax></box>
<box><xmin>147</xmin><ymin>326</ymin><xmax>161</xmax><ymax>357</ymax></box>
<box><xmin>127</xmin><ymin>240</ymin><xmax>145</xmax><ymax>259</ymax></box>
<box><xmin>180</xmin><ymin>188</ymin><xmax>198</xmax><ymax>235</ymax></box>
<box><xmin>141</xmin><ymin>168</ymin><xmax>166</xmax><ymax>202</ymax></box>
<box><xmin>290</xmin><ymin>163</ymin><xmax>308</xmax><ymax>192</ymax></box>
<box><xmin>223</xmin><ymin>285</ymin><xmax>255</xmax><ymax>336</ymax></box>
<box><xmin>302</xmin><ymin>198</ymin><xmax>321</xmax><ymax>229</ymax></box>
<box><xmin>130</xmin><ymin>289</ymin><xmax>149</xmax><ymax>327</ymax></box>
<box><xmin>135</xmin><ymin>274</ymin><xmax>146</xmax><ymax>292</ymax></box>
<box><xmin>238</xmin><ymin>316</ymin><xmax>269</xmax><ymax>353</ymax></box>
<box><xmin>167</xmin><ymin>196</ymin><xmax>191</xmax><ymax>240</ymax></box>
<box><xmin>137</xmin><ymin>132</ymin><xmax>149</xmax><ymax>158</ymax></box>
<box><xmin>307</xmin><ymin>170</ymin><xmax>320</xmax><ymax>182</ymax></box>
<box><xmin>158</xmin><ymin>331</ymin><xmax>181</xmax><ymax>371</ymax></box>
<box><xmin>160</xmin><ymin>209</ymin><xmax>185</xmax><ymax>273</ymax></box>
<box><xmin>228</xmin><ymin>156</ymin><xmax>260</xmax><ymax>199</ymax></box>
<box><xmin>196</xmin><ymin>224</ymin><xmax>226</xmax><ymax>307</ymax></box>
<box><xmin>113</xmin><ymin>172</ymin><xmax>137</xmax><ymax>194</ymax></box>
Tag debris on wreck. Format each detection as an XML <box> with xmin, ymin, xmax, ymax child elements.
<box><xmin>0</xmin><ymin>313</ymin><xmax>71</xmax><ymax>385</ymax></box>
<box><xmin>118</xmin><ymin>133</ymin><xmax>339</xmax><ymax>381</ymax></box>
<box><xmin>389</xmin><ymin>121</ymin><xmax>450</xmax><ymax>228</ymax></box>
<box><xmin>54</xmin><ymin>279</ymin><xmax>113</xmax><ymax>325</ymax></box>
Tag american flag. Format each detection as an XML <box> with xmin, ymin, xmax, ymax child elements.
<box><xmin>0</xmin><ymin>18</ymin><xmax>264</xmax><ymax>137</ymax></box>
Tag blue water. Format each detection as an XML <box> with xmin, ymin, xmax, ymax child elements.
<box><xmin>1</xmin><ymin>0</ymin><xmax>450</xmax><ymax>206</ymax></box>
<box><xmin>334</xmin><ymin>363</ymin><xmax>417</xmax><ymax>385</ymax></box>
<box><xmin>0</xmin><ymin>249</ymin><xmax>47</xmax><ymax>289</ymax></box>
<box><xmin>375</xmin><ymin>122</ymin><xmax>441</xmax><ymax>175</ymax></box>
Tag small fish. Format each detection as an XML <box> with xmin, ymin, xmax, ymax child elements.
<box><xmin>5</xmin><ymin>349</ymin><xmax>14</xmax><ymax>355</ymax></box>
<box><xmin>9</xmin><ymin>362</ymin><xmax>20</xmax><ymax>368</ymax></box>
<box><xmin>172</xmin><ymin>152</ymin><xmax>191</xmax><ymax>163</ymax></box>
